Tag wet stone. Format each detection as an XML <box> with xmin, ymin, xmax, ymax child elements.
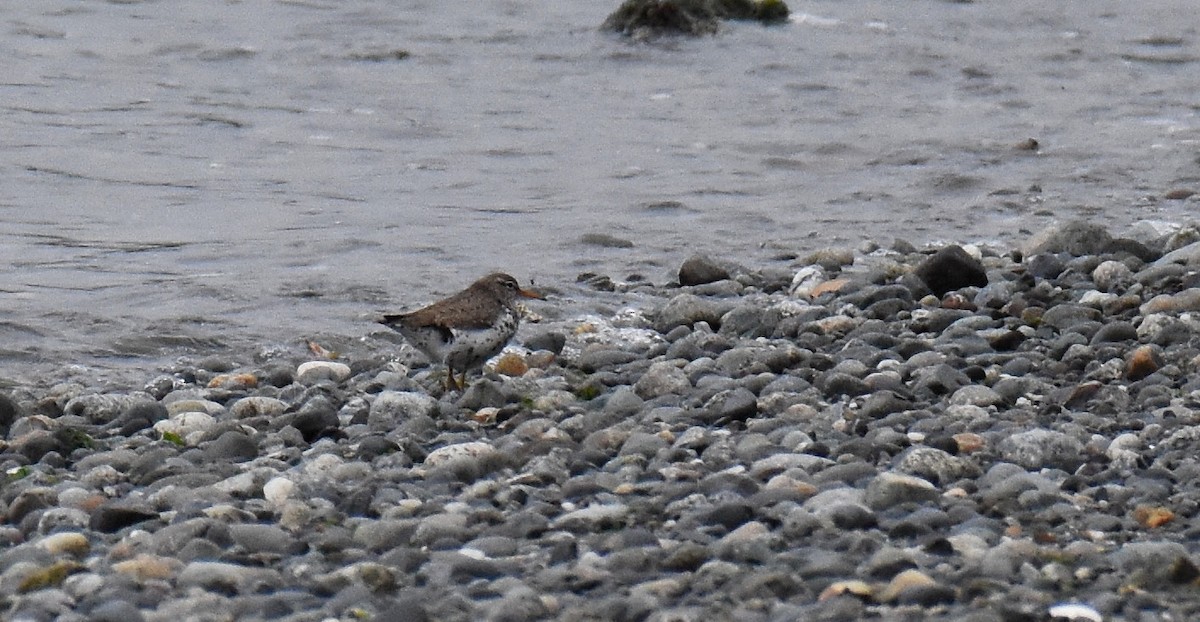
<box><xmin>678</xmin><ymin>254</ymin><xmax>730</xmax><ymax>286</ymax></box>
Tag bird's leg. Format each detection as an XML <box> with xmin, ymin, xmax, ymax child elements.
<box><xmin>444</xmin><ymin>367</ymin><xmax>457</xmax><ymax>392</ymax></box>
<box><xmin>457</xmin><ymin>371</ymin><xmax>468</xmax><ymax>390</ymax></box>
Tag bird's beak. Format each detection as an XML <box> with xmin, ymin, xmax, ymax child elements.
<box><xmin>518</xmin><ymin>288</ymin><xmax>544</xmax><ymax>300</ymax></box>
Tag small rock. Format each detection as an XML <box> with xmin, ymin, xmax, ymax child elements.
<box><xmin>207</xmin><ymin>373</ymin><xmax>258</xmax><ymax>390</ymax></box>
<box><xmin>228</xmin><ymin>523</ymin><xmax>301</xmax><ymax>555</ymax></box>
<box><xmin>491</xmin><ymin>351</ymin><xmax>529</xmax><ymax>377</ymax></box>
<box><xmin>64</xmin><ymin>393</ymin><xmax>154</xmax><ymax>424</ymax></box>
<box><xmin>296</xmin><ymin>360</ymin><xmax>352</xmax><ymax>384</ymax></box>
<box><xmin>230</xmin><ymin>396</ymin><xmax>288</xmax><ymax>419</ymax></box>
<box><xmin>998</xmin><ymin>429</ymin><xmax>1085</xmax><ymax>471</ymax></box>
<box><xmin>634</xmin><ymin>361</ymin><xmax>692</xmax><ymax>398</ymax></box>
<box><xmin>864</xmin><ymin>473</ymin><xmax>939</xmax><ymax>510</ymax></box>
<box><xmin>90</xmin><ymin>502</ymin><xmax>158</xmax><ymax>533</ymax></box>
<box><xmin>1023</xmin><ymin>220</ymin><xmax>1113</xmax><ymax>256</ymax></box>
<box><xmin>425</xmin><ymin>441</ymin><xmax>496</xmax><ymax>468</ymax></box>
<box><xmin>914</xmin><ymin>245</ymin><xmax>988</xmax><ymax>296</ymax></box>
<box><xmin>552</xmin><ymin>504</ymin><xmax>629</xmax><ymax>531</ymax></box>
<box><xmin>1140</xmin><ymin>288</ymin><xmax>1200</xmax><ymax>314</ymax></box>
<box><xmin>654</xmin><ymin>294</ymin><xmax>726</xmax><ymax>333</ymax></box>
<box><xmin>679</xmin><ymin>254</ymin><xmax>731</xmax><ymax>286</ymax></box>
<box><xmin>0</xmin><ymin>393</ymin><xmax>19</xmax><ymax>436</ymax></box>
<box><xmin>897</xmin><ymin>447</ymin><xmax>978</xmax><ymax>484</ymax></box>
<box><xmin>36</xmin><ymin>532</ymin><xmax>90</xmax><ymax>556</ymax></box>
<box><xmin>1092</xmin><ymin>260</ymin><xmax>1133</xmax><ymax>292</ymax></box>
<box><xmin>176</xmin><ymin>561</ymin><xmax>281</xmax><ymax>594</ymax></box>
<box><xmin>369</xmin><ymin>391</ymin><xmax>437</xmax><ymax>429</ymax></box>
<box><xmin>948</xmin><ymin>385</ymin><xmax>1005</xmax><ymax>407</ymax></box>
<box><xmin>263</xmin><ymin>477</ymin><xmax>295</xmax><ymax>505</ymax></box>
<box><xmin>1040</xmin><ymin>304</ymin><xmax>1101</xmax><ymax>330</ymax></box>
<box><xmin>205</xmin><ymin>430</ymin><xmax>258</xmax><ymax>462</ymax></box>
<box><xmin>700</xmin><ymin>387</ymin><xmax>758</xmax><ymax>424</ymax></box>
<box><xmin>1126</xmin><ymin>345</ymin><xmax>1162</xmax><ymax>381</ymax></box>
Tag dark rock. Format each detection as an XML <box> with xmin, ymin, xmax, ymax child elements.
<box><xmin>116</xmin><ymin>401</ymin><xmax>168</xmax><ymax>435</ymax></box>
<box><xmin>292</xmin><ymin>402</ymin><xmax>340</xmax><ymax>443</ymax></box>
<box><xmin>603</xmin><ymin>0</ymin><xmax>720</xmax><ymax>37</ymax></box>
<box><xmin>0</xmin><ymin>393</ymin><xmax>19</xmax><ymax>436</ymax></box>
<box><xmin>12</xmin><ymin>430</ymin><xmax>67</xmax><ymax>463</ymax></box>
<box><xmin>858</xmin><ymin>391</ymin><xmax>911</xmax><ymax>419</ymax></box>
<box><xmin>577</xmin><ymin>347</ymin><xmax>641</xmax><ymax>372</ymax></box>
<box><xmin>701</xmin><ymin>387</ymin><xmax>759</xmax><ymax>424</ymax></box>
<box><xmin>91</xmin><ymin>502</ymin><xmax>159</xmax><ymax>533</ymax></box>
<box><xmin>718</xmin><ymin>304</ymin><xmax>774</xmax><ymax>337</ymax></box>
<box><xmin>524</xmin><ymin>331</ymin><xmax>567</xmax><ymax>355</ymax></box>
<box><xmin>704</xmin><ymin>502</ymin><xmax>755</xmax><ymax>531</ymax></box>
<box><xmin>456</xmin><ymin>379</ymin><xmax>506</xmax><ymax>410</ymax></box>
<box><xmin>914</xmin><ymin>245</ymin><xmax>988</xmax><ymax>297</ymax></box>
<box><xmin>229</xmin><ymin>523</ymin><xmax>303</xmax><ymax>555</ymax></box>
<box><xmin>602</xmin><ymin>0</ymin><xmax>789</xmax><ymax>38</ymax></box>
<box><xmin>1026</xmin><ymin>253</ymin><xmax>1066</xmax><ymax>279</ymax></box>
<box><xmin>1091</xmin><ymin>322</ymin><xmax>1138</xmax><ymax>344</ymax></box>
<box><xmin>206</xmin><ymin>430</ymin><xmax>259</xmax><ymax>462</ymax></box>
<box><xmin>654</xmin><ymin>293</ymin><xmax>727</xmax><ymax>333</ymax></box>
<box><xmin>819</xmin><ymin>372</ymin><xmax>869</xmax><ymax>398</ymax></box>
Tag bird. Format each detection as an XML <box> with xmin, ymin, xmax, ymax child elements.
<box><xmin>380</xmin><ymin>273</ymin><xmax>543</xmax><ymax>390</ymax></box>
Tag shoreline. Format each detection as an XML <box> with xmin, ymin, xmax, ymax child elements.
<box><xmin>4</xmin><ymin>220</ymin><xmax>1200</xmax><ymax>620</ymax></box>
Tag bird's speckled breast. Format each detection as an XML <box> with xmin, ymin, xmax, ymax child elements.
<box><xmin>444</xmin><ymin>307</ymin><xmax>520</xmax><ymax>370</ymax></box>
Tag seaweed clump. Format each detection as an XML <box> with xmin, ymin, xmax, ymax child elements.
<box><xmin>602</xmin><ymin>0</ymin><xmax>789</xmax><ymax>39</ymax></box>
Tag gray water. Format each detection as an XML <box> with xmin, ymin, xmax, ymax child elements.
<box><xmin>3</xmin><ymin>0</ymin><xmax>1199</xmax><ymax>381</ymax></box>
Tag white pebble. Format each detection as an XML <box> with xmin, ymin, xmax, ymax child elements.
<box><xmin>1047</xmin><ymin>603</ymin><xmax>1102</xmax><ymax>622</ymax></box>
<box><xmin>297</xmin><ymin>361</ymin><xmax>352</xmax><ymax>384</ymax></box>
<box><xmin>425</xmin><ymin>441</ymin><xmax>496</xmax><ymax>467</ymax></box>
<box><xmin>263</xmin><ymin>477</ymin><xmax>295</xmax><ymax>505</ymax></box>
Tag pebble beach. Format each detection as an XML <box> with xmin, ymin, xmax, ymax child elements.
<box><xmin>5</xmin><ymin>220</ymin><xmax>1200</xmax><ymax>621</ymax></box>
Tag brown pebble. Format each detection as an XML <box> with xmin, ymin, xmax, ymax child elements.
<box><xmin>1126</xmin><ymin>345</ymin><xmax>1161</xmax><ymax>381</ymax></box>
<box><xmin>953</xmin><ymin>432</ymin><xmax>986</xmax><ymax>453</ymax></box>
<box><xmin>1063</xmin><ymin>381</ymin><xmax>1102</xmax><ymax>410</ymax></box>
<box><xmin>809</xmin><ymin>278</ymin><xmax>851</xmax><ymax>298</ymax></box>
<box><xmin>819</xmin><ymin>579</ymin><xmax>873</xmax><ymax>602</ymax></box>
<box><xmin>1014</xmin><ymin>137</ymin><xmax>1040</xmax><ymax>151</ymax></box>
<box><xmin>492</xmin><ymin>352</ymin><xmax>529</xmax><ymax>377</ymax></box>
<box><xmin>1164</xmin><ymin>188</ymin><xmax>1195</xmax><ymax>200</ymax></box>
<box><xmin>111</xmin><ymin>554</ymin><xmax>180</xmax><ymax>581</ymax></box>
<box><xmin>877</xmin><ymin>569</ymin><xmax>938</xmax><ymax>603</ymax></box>
<box><xmin>207</xmin><ymin>373</ymin><xmax>258</xmax><ymax>390</ymax></box>
<box><xmin>1133</xmin><ymin>505</ymin><xmax>1175</xmax><ymax>528</ymax></box>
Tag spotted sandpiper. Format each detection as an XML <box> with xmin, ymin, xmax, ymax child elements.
<box><xmin>381</xmin><ymin>273</ymin><xmax>543</xmax><ymax>390</ymax></box>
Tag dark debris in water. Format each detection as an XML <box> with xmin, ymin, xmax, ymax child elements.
<box><xmin>346</xmin><ymin>48</ymin><xmax>412</xmax><ymax>62</ymax></box>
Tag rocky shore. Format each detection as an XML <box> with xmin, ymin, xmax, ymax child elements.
<box><xmin>5</xmin><ymin>220</ymin><xmax>1200</xmax><ymax>621</ymax></box>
